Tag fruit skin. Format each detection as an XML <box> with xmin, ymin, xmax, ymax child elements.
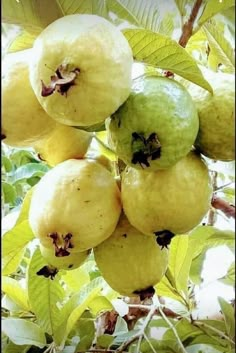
<box><xmin>190</xmin><ymin>68</ymin><xmax>235</xmax><ymax>161</ymax></box>
<box><xmin>121</xmin><ymin>151</ymin><xmax>212</xmax><ymax>235</ymax></box>
<box><xmin>107</xmin><ymin>75</ymin><xmax>199</xmax><ymax>171</ymax></box>
<box><xmin>29</xmin><ymin>14</ymin><xmax>133</xmax><ymax>127</ymax></box>
<box><xmin>33</xmin><ymin>124</ymin><xmax>92</xmax><ymax>166</ymax></box>
<box><xmin>2</xmin><ymin>50</ymin><xmax>55</xmax><ymax>147</ymax></box>
<box><xmin>29</xmin><ymin>159</ymin><xmax>121</xmax><ymax>252</ymax></box>
<box><xmin>94</xmin><ymin>215</ymin><xmax>169</xmax><ymax>297</ymax></box>
<box><xmin>39</xmin><ymin>244</ymin><xmax>90</xmax><ymax>271</ymax></box>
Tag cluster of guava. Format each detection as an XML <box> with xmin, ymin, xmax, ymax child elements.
<box><xmin>2</xmin><ymin>14</ymin><xmax>235</xmax><ymax>298</ymax></box>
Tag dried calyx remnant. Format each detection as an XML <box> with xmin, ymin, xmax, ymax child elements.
<box><xmin>41</xmin><ymin>64</ymin><xmax>80</xmax><ymax>97</ymax></box>
<box><xmin>133</xmin><ymin>286</ymin><xmax>155</xmax><ymax>301</ymax></box>
<box><xmin>154</xmin><ymin>230</ymin><xmax>175</xmax><ymax>249</ymax></box>
<box><xmin>1</xmin><ymin>133</ymin><xmax>6</xmax><ymax>140</ymax></box>
<box><xmin>131</xmin><ymin>132</ymin><xmax>161</xmax><ymax>168</ymax></box>
<box><xmin>49</xmin><ymin>232</ymin><xmax>74</xmax><ymax>257</ymax></box>
<box><xmin>37</xmin><ymin>265</ymin><xmax>58</xmax><ymax>280</ymax></box>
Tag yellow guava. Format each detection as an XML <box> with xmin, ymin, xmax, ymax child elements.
<box><xmin>186</xmin><ymin>68</ymin><xmax>235</xmax><ymax>161</ymax></box>
<box><xmin>2</xmin><ymin>49</ymin><xmax>56</xmax><ymax>147</ymax></box>
<box><xmin>33</xmin><ymin>124</ymin><xmax>92</xmax><ymax>166</ymax></box>
<box><xmin>29</xmin><ymin>159</ymin><xmax>121</xmax><ymax>252</ymax></box>
<box><xmin>39</xmin><ymin>244</ymin><xmax>90</xmax><ymax>271</ymax></box>
<box><xmin>29</xmin><ymin>14</ymin><xmax>133</xmax><ymax>126</ymax></box>
<box><xmin>107</xmin><ymin>75</ymin><xmax>199</xmax><ymax>171</ymax></box>
<box><xmin>121</xmin><ymin>151</ymin><xmax>212</xmax><ymax>236</ymax></box>
<box><xmin>94</xmin><ymin>215</ymin><xmax>169</xmax><ymax>298</ymax></box>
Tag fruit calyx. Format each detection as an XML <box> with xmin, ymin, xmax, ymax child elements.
<box><xmin>49</xmin><ymin>232</ymin><xmax>74</xmax><ymax>257</ymax></box>
<box><xmin>1</xmin><ymin>133</ymin><xmax>6</xmax><ymax>140</ymax></box>
<box><xmin>154</xmin><ymin>230</ymin><xmax>175</xmax><ymax>249</ymax></box>
<box><xmin>133</xmin><ymin>286</ymin><xmax>155</xmax><ymax>301</ymax></box>
<box><xmin>36</xmin><ymin>265</ymin><xmax>58</xmax><ymax>280</ymax></box>
<box><xmin>131</xmin><ymin>132</ymin><xmax>161</xmax><ymax>168</ymax></box>
<box><xmin>41</xmin><ymin>64</ymin><xmax>80</xmax><ymax>97</ymax></box>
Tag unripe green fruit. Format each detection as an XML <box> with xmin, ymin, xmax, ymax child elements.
<box><xmin>39</xmin><ymin>244</ymin><xmax>90</xmax><ymax>271</ymax></box>
<box><xmin>107</xmin><ymin>75</ymin><xmax>199</xmax><ymax>171</ymax></box>
<box><xmin>29</xmin><ymin>14</ymin><xmax>133</xmax><ymax>127</ymax></box>
<box><xmin>94</xmin><ymin>215</ymin><xmax>169</xmax><ymax>297</ymax></box>
<box><xmin>29</xmin><ymin>159</ymin><xmax>121</xmax><ymax>252</ymax></box>
<box><xmin>121</xmin><ymin>151</ymin><xmax>212</xmax><ymax>235</ymax></box>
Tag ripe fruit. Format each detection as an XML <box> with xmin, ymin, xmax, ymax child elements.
<box><xmin>33</xmin><ymin>124</ymin><xmax>92</xmax><ymax>166</ymax></box>
<box><xmin>2</xmin><ymin>49</ymin><xmax>55</xmax><ymax>147</ymax></box>
<box><xmin>29</xmin><ymin>14</ymin><xmax>133</xmax><ymax>127</ymax></box>
<box><xmin>29</xmin><ymin>159</ymin><xmax>121</xmax><ymax>252</ymax></box>
<box><xmin>121</xmin><ymin>151</ymin><xmax>212</xmax><ymax>236</ymax></box>
<box><xmin>190</xmin><ymin>68</ymin><xmax>235</xmax><ymax>161</ymax></box>
<box><xmin>39</xmin><ymin>244</ymin><xmax>90</xmax><ymax>271</ymax></box>
<box><xmin>94</xmin><ymin>215</ymin><xmax>169</xmax><ymax>298</ymax></box>
<box><xmin>107</xmin><ymin>75</ymin><xmax>199</xmax><ymax>171</ymax></box>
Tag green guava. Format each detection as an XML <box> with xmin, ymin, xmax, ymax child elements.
<box><xmin>29</xmin><ymin>14</ymin><xmax>133</xmax><ymax>127</ymax></box>
<box><xmin>107</xmin><ymin>75</ymin><xmax>199</xmax><ymax>171</ymax></box>
<box><xmin>2</xmin><ymin>49</ymin><xmax>56</xmax><ymax>147</ymax></box>
<box><xmin>121</xmin><ymin>151</ymin><xmax>212</xmax><ymax>236</ymax></box>
<box><xmin>39</xmin><ymin>244</ymin><xmax>90</xmax><ymax>271</ymax></box>
<box><xmin>94</xmin><ymin>214</ymin><xmax>169</xmax><ymax>298</ymax></box>
<box><xmin>33</xmin><ymin>124</ymin><xmax>92</xmax><ymax>166</ymax></box>
<box><xmin>29</xmin><ymin>159</ymin><xmax>121</xmax><ymax>252</ymax></box>
<box><xmin>189</xmin><ymin>68</ymin><xmax>235</xmax><ymax>161</ymax></box>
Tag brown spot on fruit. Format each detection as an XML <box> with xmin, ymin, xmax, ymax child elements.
<box><xmin>41</xmin><ymin>64</ymin><xmax>80</xmax><ymax>97</ymax></box>
<box><xmin>1</xmin><ymin>133</ymin><xmax>6</xmax><ymax>140</ymax></box>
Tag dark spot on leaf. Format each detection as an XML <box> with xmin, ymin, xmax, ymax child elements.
<box><xmin>36</xmin><ymin>266</ymin><xmax>58</xmax><ymax>280</ymax></box>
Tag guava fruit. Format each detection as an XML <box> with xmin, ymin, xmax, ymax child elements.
<box><xmin>2</xmin><ymin>49</ymin><xmax>56</xmax><ymax>147</ymax></box>
<box><xmin>94</xmin><ymin>215</ymin><xmax>169</xmax><ymax>298</ymax></box>
<box><xmin>39</xmin><ymin>244</ymin><xmax>90</xmax><ymax>271</ymax></box>
<box><xmin>29</xmin><ymin>14</ymin><xmax>133</xmax><ymax>127</ymax></box>
<box><xmin>33</xmin><ymin>124</ymin><xmax>92</xmax><ymax>166</ymax></box>
<box><xmin>121</xmin><ymin>151</ymin><xmax>212</xmax><ymax>236</ymax></box>
<box><xmin>189</xmin><ymin>68</ymin><xmax>235</xmax><ymax>161</ymax></box>
<box><xmin>107</xmin><ymin>75</ymin><xmax>199</xmax><ymax>171</ymax></box>
<box><xmin>29</xmin><ymin>159</ymin><xmax>121</xmax><ymax>252</ymax></box>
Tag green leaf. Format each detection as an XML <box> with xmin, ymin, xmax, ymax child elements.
<box><xmin>198</xmin><ymin>0</ymin><xmax>235</xmax><ymax>26</ymax></box>
<box><xmin>97</xmin><ymin>334</ymin><xmax>114</xmax><ymax>348</ymax></box>
<box><xmin>218</xmin><ymin>262</ymin><xmax>235</xmax><ymax>286</ymax></box>
<box><xmin>3</xmin><ymin>341</ymin><xmax>30</xmax><ymax>353</ymax></box>
<box><xmin>189</xmin><ymin>251</ymin><xmax>206</xmax><ymax>284</ymax></box>
<box><xmin>2</xmin><ymin>182</ymin><xmax>17</xmax><ymax>204</ymax></box>
<box><xmin>27</xmin><ymin>247</ymin><xmax>66</xmax><ymax>337</ymax></box>
<box><xmin>9</xmin><ymin>150</ymin><xmax>37</xmax><ymax>168</ymax></box>
<box><xmin>9</xmin><ymin>163</ymin><xmax>50</xmax><ymax>184</ymax></box>
<box><xmin>155</xmin><ymin>275</ymin><xmax>186</xmax><ymax>305</ymax></box>
<box><xmin>74</xmin><ymin>315</ymin><xmax>95</xmax><ymax>352</ymax></box>
<box><xmin>186</xmin><ymin>344</ymin><xmax>226</xmax><ymax>353</ymax></box>
<box><xmin>123</xmin><ymin>28</ymin><xmax>213</xmax><ymax>92</ymax></box>
<box><xmin>61</xmin><ymin>266</ymin><xmax>90</xmax><ymax>294</ymax></box>
<box><xmin>57</xmin><ymin>0</ymin><xmax>109</xmax><ymax>18</ymax></box>
<box><xmin>16</xmin><ymin>187</ymin><xmax>34</xmax><ymax>225</ymax></box>
<box><xmin>8</xmin><ymin>30</ymin><xmax>37</xmax><ymax>52</ymax></box>
<box><xmin>113</xmin><ymin>316</ymin><xmax>128</xmax><ymax>335</ymax></box>
<box><xmin>204</xmin><ymin>21</ymin><xmax>235</xmax><ymax>71</ymax></box>
<box><xmin>2</xmin><ymin>276</ymin><xmax>30</xmax><ymax>311</ymax></box>
<box><xmin>2</xmin><ymin>318</ymin><xmax>46</xmax><ymax>348</ymax></box>
<box><xmin>218</xmin><ymin>297</ymin><xmax>235</xmax><ymax>340</ymax></box>
<box><xmin>88</xmin><ymin>295</ymin><xmax>113</xmax><ymax>316</ymax></box>
<box><xmin>158</xmin><ymin>13</ymin><xmax>174</xmax><ymax>37</ymax></box>
<box><xmin>2</xmin><ymin>220</ymin><xmax>34</xmax><ymax>275</ymax></box>
<box><xmin>140</xmin><ymin>338</ymin><xmax>180</xmax><ymax>353</ymax></box>
<box><xmin>174</xmin><ymin>0</ymin><xmax>188</xmax><ymax>17</ymax></box>
<box><xmin>163</xmin><ymin>318</ymin><xmax>202</xmax><ymax>342</ymax></box>
<box><xmin>2</xmin><ymin>0</ymin><xmax>63</xmax><ymax>33</ymax></box>
<box><xmin>167</xmin><ymin>234</ymin><xmax>193</xmax><ymax>294</ymax></box>
<box><xmin>2</xmin><ymin>155</ymin><xmax>13</xmax><ymax>172</ymax></box>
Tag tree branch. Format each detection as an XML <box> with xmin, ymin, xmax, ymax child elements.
<box><xmin>178</xmin><ymin>0</ymin><xmax>203</xmax><ymax>47</ymax></box>
<box><xmin>211</xmin><ymin>195</ymin><xmax>235</xmax><ymax>219</ymax></box>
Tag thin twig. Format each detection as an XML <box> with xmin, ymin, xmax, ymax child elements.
<box><xmin>211</xmin><ymin>196</ymin><xmax>235</xmax><ymax>219</ymax></box>
<box><xmin>193</xmin><ymin>321</ymin><xmax>235</xmax><ymax>345</ymax></box>
<box><xmin>178</xmin><ymin>0</ymin><xmax>203</xmax><ymax>47</ymax></box>
<box><xmin>208</xmin><ymin>171</ymin><xmax>218</xmax><ymax>225</ymax></box>
<box><xmin>215</xmin><ymin>182</ymin><xmax>234</xmax><ymax>192</ymax></box>
<box><xmin>157</xmin><ymin>304</ymin><xmax>188</xmax><ymax>353</ymax></box>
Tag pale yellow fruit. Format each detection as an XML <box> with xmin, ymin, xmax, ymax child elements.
<box><xmin>39</xmin><ymin>244</ymin><xmax>90</xmax><ymax>271</ymax></box>
<box><xmin>33</xmin><ymin>124</ymin><xmax>92</xmax><ymax>166</ymax></box>
<box><xmin>94</xmin><ymin>215</ymin><xmax>169</xmax><ymax>297</ymax></box>
<box><xmin>29</xmin><ymin>14</ymin><xmax>133</xmax><ymax>126</ymax></box>
<box><xmin>2</xmin><ymin>49</ymin><xmax>55</xmax><ymax>147</ymax></box>
<box><xmin>187</xmin><ymin>68</ymin><xmax>235</xmax><ymax>161</ymax></box>
<box><xmin>121</xmin><ymin>151</ymin><xmax>212</xmax><ymax>235</ymax></box>
<box><xmin>29</xmin><ymin>159</ymin><xmax>121</xmax><ymax>252</ymax></box>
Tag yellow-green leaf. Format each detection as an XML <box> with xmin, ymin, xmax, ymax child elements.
<box><xmin>123</xmin><ymin>28</ymin><xmax>213</xmax><ymax>93</ymax></box>
<box><xmin>57</xmin><ymin>0</ymin><xmax>108</xmax><ymax>18</ymax></box>
<box><xmin>2</xmin><ymin>0</ymin><xmax>63</xmax><ymax>33</ymax></box>
<box><xmin>88</xmin><ymin>295</ymin><xmax>113</xmax><ymax>316</ymax></box>
<box><xmin>2</xmin><ymin>276</ymin><xmax>30</xmax><ymax>311</ymax></box>
<box><xmin>155</xmin><ymin>275</ymin><xmax>186</xmax><ymax>306</ymax></box>
<box><xmin>198</xmin><ymin>0</ymin><xmax>235</xmax><ymax>26</ymax></box>
<box><xmin>8</xmin><ymin>30</ymin><xmax>37</xmax><ymax>53</ymax></box>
